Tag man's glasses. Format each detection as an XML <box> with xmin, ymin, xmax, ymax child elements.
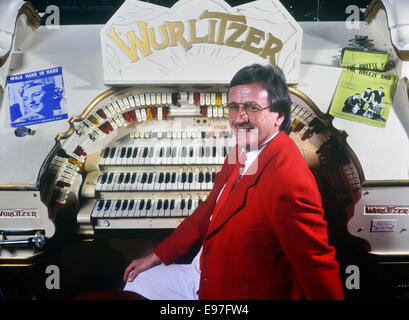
<box><xmin>226</xmin><ymin>102</ymin><xmax>270</xmax><ymax>115</ymax></box>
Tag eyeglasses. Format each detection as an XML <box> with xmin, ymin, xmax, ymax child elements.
<box><xmin>225</xmin><ymin>102</ymin><xmax>270</xmax><ymax>115</ymax></box>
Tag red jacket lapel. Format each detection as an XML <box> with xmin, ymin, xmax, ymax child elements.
<box><xmin>205</xmin><ymin>131</ymin><xmax>289</xmax><ymax>240</ymax></box>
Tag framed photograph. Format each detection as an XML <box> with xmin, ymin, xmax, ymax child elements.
<box><xmin>8</xmin><ymin>67</ymin><xmax>68</xmax><ymax>127</ymax></box>
<box><xmin>329</xmin><ymin>68</ymin><xmax>398</xmax><ymax>128</ymax></box>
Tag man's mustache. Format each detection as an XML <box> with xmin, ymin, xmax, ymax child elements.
<box><xmin>232</xmin><ymin>122</ymin><xmax>255</xmax><ymax>130</ymax></box>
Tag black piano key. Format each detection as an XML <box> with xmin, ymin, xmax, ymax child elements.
<box><xmin>205</xmin><ymin>146</ymin><xmax>210</xmax><ymax>157</ymax></box>
<box><xmin>108</xmin><ymin>173</ymin><xmax>114</xmax><ymax>184</ymax></box>
<box><xmin>212</xmin><ymin>146</ymin><xmax>217</xmax><ymax>157</ymax></box>
<box><xmin>181</xmin><ymin>147</ymin><xmax>187</xmax><ymax>157</ymax></box>
<box><xmin>188</xmin><ymin>172</ymin><xmax>193</xmax><ymax>183</ymax></box>
<box><xmin>159</xmin><ymin>147</ymin><xmax>164</xmax><ymax>157</ymax></box>
<box><xmin>115</xmin><ymin>200</ymin><xmax>122</xmax><ymax>211</ymax></box>
<box><xmin>181</xmin><ymin>199</ymin><xmax>186</xmax><ymax>210</ymax></box>
<box><xmin>120</xmin><ymin>147</ymin><xmax>126</xmax><ymax>158</ymax></box>
<box><xmin>163</xmin><ymin>199</ymin><xmax>169</xmax><ymax>210</ymax></box>
<box><xmin>199</xmin><ymin>147</ymin><xmax>204</xmax><ymax>157</ymax></box>
<box><xmin>148</xmin><ymin>172</ymin><xmax>154</xmax><ymax>183</ymax></box>
<box><xmin>198</xmin><ymin>199</ymin><xmax>203</xmax><ymax>205</ymax></box>
<box><xmin>139</xmin><ymin>199</ymin><xmax>145</xmax><ymax>210</ymax></box>
<box><xmin>121</xmin><ymin>200</ymin><xmax>128</xmax><ymax>210</ymax></box>
<box><xmin>118</xmin><ymin>173</ymin><xmax>124</xmax><ymax>184</ymax></box>
<box><xmin>181</xmin><ymin>172</ymin><xmax>187</xmax><ymax>183</ymax></box>
<box><xmin>104</xmin><ymin>200</ymin><xmax>111</xmax><ymax>211</ymax></box>
<box><xmin>141</xmin><ymin>172</ymin><xmax>147</xmax><ymax>184</ymax></box>
<box><xmin>101</xmin><ymin>172</ymin><xmax>108</xmax><ymax>184</ymax></box>
<box><xmin>143</xmin><ymin>147</ymin><xmax>148</xmax><ymax>158</ymax></box>
<box><xmin>223</xmin><ymin>147</ymin><xmax>228</xmax><ymax>157</ymax></box>
<box><xmin>149</xmin><ymin>147</ymin><xmax>154</xmax><ymax>158</ymax></box>
<box><xmin>201</xmin><ymin>132</ymin><xmax>206</xmax><ymax>138</ymax></box>
<box><xmin>124</xmin><ymin>172</ymin><xmax>130</xmax><ymax>184</ymax></box>
<box><xmin>126</xmin><ymin>147</ymin><xmax>132</xmax><ymax>158</ymax></box>
<box><xmin>131</xmin><ymin>172</ymin><xmax>137</xmax><ymax>184</ymax></box>
<box><xmin>158</xmin><ymin>172</ymin><xmax>164</xmax><ymax>183</ymax></box>
<box><xmin>188</xmin><ymin>199</ymin><xmax>192</xmax><ymax>209</ymax></box>
<box><xmin>109</xmin><ymin>147</ymin><xmax>116</xmax><ymax>158</ymax></box>
<box><xmin>165</xmin><ymin>172</ymin><xmax>170</xmax><ymax>184</ymax></box>
<box><xmin>199</xmin><ymin>172</ymin><xmax>204</xmax><ymax>183</ymax></box>
<box><xmin>189</xmin><ymin>147</ymin><xmax>194</xmax><ymax>157</ymax></box>
<box><xmin>205</xmin><ymin>172</ymin><xmax>211</xmax><ymax>183</ymax></box>
<box><xmin>157</xmin><ymin>199</ymin><xmax>162</xmax><ymax>210</ymax></box>
<box><xmin>166</xmin><ymin>147</ymin><xmax>172</xmax><ymax>158</ymax></box>
<box><xmin>212</xmin><ymin>172</ymin><xmax>216</xmax><ymax>182</ymax></box>
<box><xmin>132</xmin><ymin>147</ymin><xmax>138</xmax><ymax>158</ymax></box>
<box><xmin>97</xmin><ymin>200</ymin><xmax>104</xmax><ymax>211</ymax></box>
<box><xmin>103</xmin><ymin>148</ymin><xmax>110</xmax><ymax>158</ymax></box>
<box><xmin>170</xmin><ymin>199</ymin><xmax>175</xmax><ymax>210</ymax></box>
<box><xmin>171</xmin><ymin>172</ymin><xmax>176</xmax><ymax>183</ymax></box>
<box><xmin>128</xmin><ymin>199</ymin><xmax>135</xmax><ymax>211</ymax></box>
<box><xmin>146</xmin><ymin>199</ymin><xmax>152</xmax><ymax>210</ymax></box>
<box><xmin>171</xmin><ymin>147</ymin><xmax>177</xmax><ymax>158</ymax></box>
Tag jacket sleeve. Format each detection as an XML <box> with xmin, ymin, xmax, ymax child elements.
<box><xmin>267</xmin><ymin>150</ymin><xmax>344</xmax><ymax>299</ymax></box>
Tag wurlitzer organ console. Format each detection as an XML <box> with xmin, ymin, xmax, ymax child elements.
<box><xmin>0</xmin><ymin>0</ymin><xmax>408</xmax><ymax>299</ymax></box>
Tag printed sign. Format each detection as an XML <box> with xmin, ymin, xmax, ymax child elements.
<box><xmin>0</xmin><ymin>208</ymin><xmax>39</xmax><ymax>218</ymax></box>
<box><xmin>364</xmin><ymin>205</ymin><xmax>409</xmax><ymax>215</ymax></box>
<box><xmin>370</xmin><ymin>219</ymin><xmax>396</xmax><ymax>232</ymax></box>
<box><xmin>340</xmin><ymin>48</ymin><xmax>390</xmax><ymax>71</ymax></box>
<box><xmin>329</xmin><ymin>68</ymin><xmax>398</xmax><ymax>128</ymax></box>
<box><xmin>8</xmin><ymin>67</ymin><xmax>68</xmax><ymax>127</ymax></box>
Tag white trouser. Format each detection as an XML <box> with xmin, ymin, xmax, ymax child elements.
<box><xmin>123</xmin><ymin>247</ymin><xmax>202</xmax><ymax>300</ymax></box>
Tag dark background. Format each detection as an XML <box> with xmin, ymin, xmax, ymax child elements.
<box><xmin>29</xmin><ymin>0</ymin><xmax>373</xmax><ymax>24</ymax></box>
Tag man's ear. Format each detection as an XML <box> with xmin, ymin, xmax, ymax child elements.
<box><xmin>275</xmin><ymin>113</ymin><xmax>285</xmax><ymax>129</ymax></box>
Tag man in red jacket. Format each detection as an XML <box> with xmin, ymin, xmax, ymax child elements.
<box><xmin>123</xmin><ymin>64</ymin><xmax>344</xmax><ymax>300</ymax></box>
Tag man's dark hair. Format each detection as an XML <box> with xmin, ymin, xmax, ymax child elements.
<box><xmin>228</xmin><ymin>64</ymin><xmax>292</xmax><ymax>134</ymax></box>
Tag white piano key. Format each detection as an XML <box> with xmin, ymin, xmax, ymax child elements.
<box><xmin>110</xmin><ymin>199</ymin><xmax>123</xmax><ymax>218</ymax></box>
<box><xmin>173</xmin><ymin>199</ymin><xmax>182</xmax><ymax>217</ymax></box>
<box><xmin>131</xmin><ymin>147</ymin><xmax>142</xmax><ymax>165</ymax></box>
<box><xmin>128</xmin><ymin>199</ymin><xmax>138</xmax><ymax>217</ymax></box>
<box><xmin>146</xmin><ymin>172</ymin><xmax>156</xmax><ymax>191</ymax></box>
<box><xmin>163</xmin><ymin>199</ymin><xmax>171</xmax><ymax>217</ymax></box>
<box><xmin>91</xmin><ymin>200</ymin><xmax>104</xmax><ymax>218</ymax></box>
<box><xmin>129</xmin><ymin>172</ymin><xmax>139</xmax><ymax>191</ymax></box>
<box><xmin>103</xmin><ymin>200</ymin><xmax>115</xmax><ymax>218</ymax></box>
<box><xmin>145</xmin><ymin>199</ymin><xmax>155</xmax><ymax>217</ymax></box>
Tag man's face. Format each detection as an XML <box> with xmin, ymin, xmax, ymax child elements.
<box><xmin>228</xmin><ymin>83</ymin><xmax>284</xmax><ymax>150</ymax></box>
<box><xmin>22</xmin><ymin>85</ymin><xmax>45</xmax><ymax>115</ymax></box>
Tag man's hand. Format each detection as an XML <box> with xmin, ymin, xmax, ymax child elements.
<box><xmin>123</xmin><ymin>252</ymin><xmax>161</xmax><ymax>283</ymax></box>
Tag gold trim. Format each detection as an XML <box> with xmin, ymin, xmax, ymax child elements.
<box><xmin>289</xmin><ymin>86</ymin><xmax>327</xmax><ymax>119</ymax></box>
<box><xmin>56</xmin><ymin>88</ymin><xmax>119</xmax><ymax>142</ymax></box>
<box><xmin>364</xmin><ymin>0</ymin><xmax>385</xmax><ymax>23</ymax></box>
<box><xmin>0</xmin><ymin>251</ymin><xmax>45</xmax><ymax>267</ymax></box>
<box><xmin>364</xmin><ymin>0</ymin><xmax>409</xmax><ymax>61</ymax></box>
<box><xmin>0</xmin><ymin>184</ymin><xmax>38</xmax><ymax>191</ymax></box>
<box><xmin>0</xmin><ymin>2</ymin><xmax>41</xmax><ymax>67</ymax></box>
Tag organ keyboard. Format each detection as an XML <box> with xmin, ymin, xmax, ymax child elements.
<box><xmin>49</xmin><ymin>85</ymin><xmax>362</xmax><ymax>233</ymax></box>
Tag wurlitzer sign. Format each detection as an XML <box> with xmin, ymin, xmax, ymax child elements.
<box><xmin>101</xmin><ymin>0</ymin><xmax>302</xmax><ymax>85</ymax></box>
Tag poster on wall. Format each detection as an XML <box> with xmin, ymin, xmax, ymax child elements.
<box><xmin>7</xmin><ymin>67</ymin><xmax>68</xmax><ymax>127</ymax></box>
<box><xmin>328</xmin><ymin>68</ymin><xmax>398</xmax><ymax>128</ymax></box>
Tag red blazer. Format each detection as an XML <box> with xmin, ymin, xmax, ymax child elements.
<box><xmin>155</xmin><ymin>132</ymin><xmax>344</xmax><ymax>300</ymax></box>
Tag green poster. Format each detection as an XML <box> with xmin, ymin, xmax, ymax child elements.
<box><xmin>329</xmin><ymin>68</ymin><xmax>398</xmax><ymax>128</ymax></box>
